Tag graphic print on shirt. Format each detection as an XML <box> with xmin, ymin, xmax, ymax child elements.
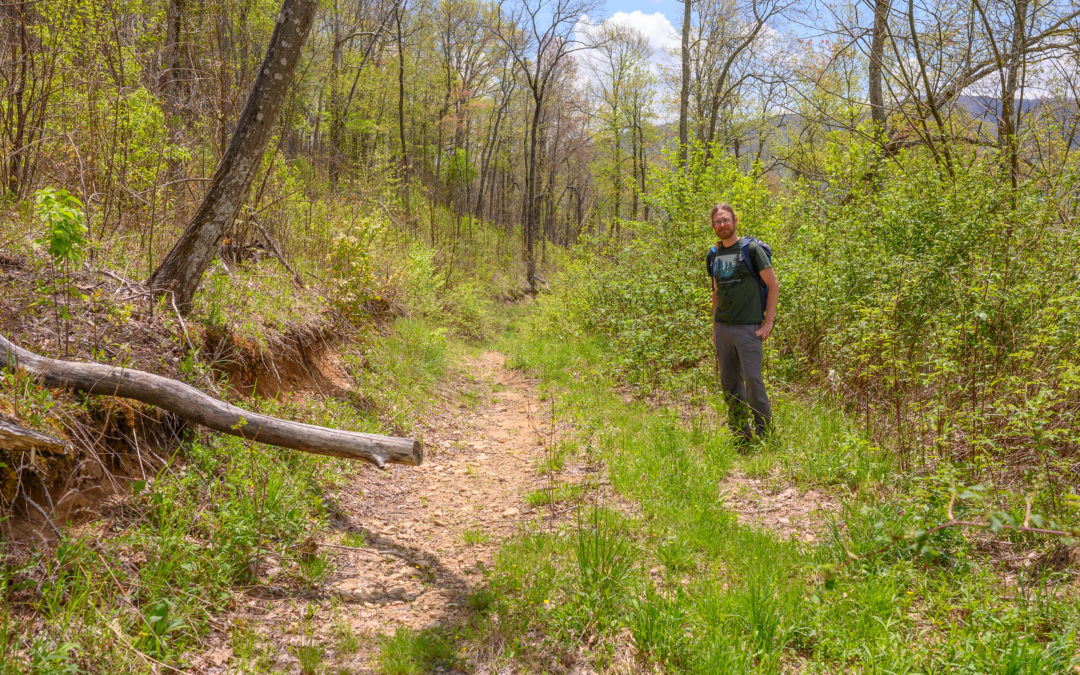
<box><xmin>712</xmin><ymin>253</ymin><xmax>742</xmax><ymax>282</ymax></box>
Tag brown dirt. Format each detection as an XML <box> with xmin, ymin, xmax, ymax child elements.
<box><xmin>187</xmin><ymin>351</ymin><xmax>557</xmax><ymax>674</ymax></box>
<box><xmin>718</xmin><ymin>472</ymin><xmax>843</xmax><ymax>545</ymax></box>
<box><xmin>203</xmin><ymin>322</ymin><xmax>352</xmax><ymax>399</ymax></box>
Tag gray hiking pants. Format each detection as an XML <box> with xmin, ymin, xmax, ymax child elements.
<box><xmin>713</xmin><ymin>323</ymin><xmax>771</xmax><ymax>437</ymax></box>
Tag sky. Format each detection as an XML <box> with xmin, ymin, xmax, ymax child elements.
<box><xmin>601</xmin><ymin>0</ymin><xmax>685</xmax><ymax>29</ymax></box>
<box><xmin>580</xmin><ymin>0</ymin><xmax>807</xmax><ymax>82</ymax></box>
<box><xmin>593</xmin><ymin>0</ymin><xmax>683</xmax><ymax>67</ymax></box>
<box><xmin>587</xmin><ymin>0</ymin><xmax>1079</xmax><ymax>101</ymax></box>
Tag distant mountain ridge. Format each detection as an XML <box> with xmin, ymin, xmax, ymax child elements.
<box><xmin>954</xmin><ymin>94</ymin><xmax>1054</xmax><ymax>121</ymax></box>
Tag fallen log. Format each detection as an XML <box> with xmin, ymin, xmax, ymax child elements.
<box><xmin>0</xmin><ymin>419</ymin><xmax>69</xmax><ymax>453</ymax></box>
<box><xmin>0</xmin><ymin>333</ymin><xmax>421</xmax><ymax>468</ymax></box>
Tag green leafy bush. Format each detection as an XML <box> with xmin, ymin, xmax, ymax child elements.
<box><xmin>538</xmin><ymin>137</ymin><xmax>1080</xmax><ymax>471</ymax></box>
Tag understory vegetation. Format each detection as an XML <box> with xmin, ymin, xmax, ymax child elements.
<box><xmin>0</xmin><ymin>316</ymin><xmax>458</xmax><ymax>671</ymax></box>
<box><xmin>472</xmin><ymin>311</ymin><xmax>1079</xmax><ymax>673</ymax></box>
<box><xmin>458</xmin><ymin>133</ymin><xmax>1080</xmax><ymax>670</ymax></box>
<box><xmin>551</xmin><ymin>143</ymin><xmax>1080</xmax><ymax>481</ymax></box>
<box><xmin>0</xmin><ymin>196</ymin><xmax>509</xmax><ymax>671</ymax></box>
<box><xmin>3</xmin><ymin>0</ymin><xmax>1079</xmax><ymax>671</ymax></box>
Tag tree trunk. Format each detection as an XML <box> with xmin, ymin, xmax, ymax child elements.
<box><xmin>396</xmin><ymin>2</ymin><xmax>411</xmax><ymax>218</ymax></box>
<box><xmin>613</xmin><ymin>110</ymin><xmax>621</xmax><ymax>226</ymax></box>
<box><xmin>630</xmin><ymin>108</ymin><xmax>639</xmax><ymax>221</ymax></box>
<box><xmin>637</xmin><ymin>113</ymin><xmax>647</xmax><ymax>220</ymax></box>
<box><xmin>1</xmin><ymin>1</ymin><xmax>54</xmax><ymax>198</ymax></box>
<box><xmin>1000</xmin><ymin>0</ymin><xmax>1029</xmax><ymax>191</ymax></box>
<box><xmin>329</xmin><ymin>5</ymin><xmax>343</xmax><ymax>190</ymax></box>
<box><xmin>525</xmin><ymin>93</ymin><xmax>542</xmax><ymax>292</ymax></box>
<box><xmin>868</xmin><ymin>0</ymin><xmax>890</xmax><ymax>139</ymax></box>
<box><xmin>679</xmin><ymin>0</ymin><xmax>692</xmax><ymax>168</ymax></box>
<box><xmin>0</xmin><ymin>333</ymin><xmax>422</xmax><ymax>467</ymax></box>
<box><xmin>150</xmin><ymin>0</ymin><xmax>317</xmax><ymax>311</ymax></box>
<box><xmin>162</xmin><ymin>0</ymin><xmax>185</xmax><ymax>177</ymax></box>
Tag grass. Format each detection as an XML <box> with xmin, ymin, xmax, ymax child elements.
<box><xmin>472</xmin><ymin>313</ymin><xmax>1080</xmax><ymax>673</ymax></box>
<box><xmin>0</xmin><ymin>185</ymin><xmax>534</xmax><ymax>674</ymax></box>
<box><xmin>0</xmin><ymin>322</ymin><xmax>454</xmax><ymax>674</ymax></box>
<box><xmin>342</xmin><ymin>530</ymin><xmax>367</xmax><ymax>548</ymax></box>
<box><xmin>345</xmin><ymin>317</ymin><xmax>451</xmax><ymax>433</ymax></box>
<box><xmin>524</xmin><ymin>482</ymin><xmax>584</xmax><ymax>507</ymax></box>
<box><xmin>534</xmin><ymin>438</ymin><xmax>577</xmax><ymax>475</ymax></box>
<box><xmin>0</xmin><ymin>427</ymin><xmax>337</xmax><ymax>672</ymax></box>
<box><xmin>298</xmin><ymin>552</ymin><xmax>334</xmax><ymax>585</ymax></box>
<box><xmin>375</xmin><ymin>628</ymin><xmax>457</xmax><ymax>675</ymax></box>
<box><xmin>293</xmin><ymin>641</ymin><xmax>325</xmax><ymax>675</ymax></box>
<box><xmin>460</xmin><ymin>528</ymin><xmax>491</xmax><ymax>546</ymax></box>
<box><xmin>334</xmin><ymin>620</ymin><xmax>361</xmax><ymax>655</ymax></box>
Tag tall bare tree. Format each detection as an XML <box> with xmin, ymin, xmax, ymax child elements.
<box><xmin>679</xmin><ymin>0</ymin><xmax>692</xmax><ymax>167</ymax></box>
<box><xmin>689</xmin><ymin>0</ymin><xmax>789</xmax><ymax>157</ymax></box>
<box><xmin>585</xmin><ymin>22</ymin><xmax>652</xmax><ymax>227</ymax></box>
<box><xmin>491</xmin><ymin>0</ymin><xmax>599</xmax><ymax>292</ymax></box>
<box><xmin>867</xmin><ymin>0</ymin><xmax>891</xmax><ymax>138</ymax></box>
<box><xmin>0</xmin><ymin>2</ymin><xmax>57</xmax><ymax>198</ymax></box>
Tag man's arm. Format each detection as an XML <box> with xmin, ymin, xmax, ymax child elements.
<box><xmin>711</xmin><ymin>277</ymin><xmax>718</xmax><ymax>318</ymax></box>
<box><xmin>756</xmin><ymin>267</ymin><xmax>778</xmax><ymax>340</ymax></box>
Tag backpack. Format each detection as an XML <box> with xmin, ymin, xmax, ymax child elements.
<box><xmin>708</xmin><ymin>236</ymin><xmax>773</xmax><ymax>314</ymax></box>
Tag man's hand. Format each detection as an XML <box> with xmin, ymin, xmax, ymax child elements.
<box><xmin>758</xmin><ymin>268</ymin><xmax>778</xmax><ymax>341</ymax></box>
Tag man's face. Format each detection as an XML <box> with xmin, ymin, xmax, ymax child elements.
<box><xmin>712</xmin><ymin>210</ymin><xmax>735</xmax><ymax>240</ymax></box>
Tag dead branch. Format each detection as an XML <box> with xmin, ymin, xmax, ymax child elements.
<box><xmin>1</xmin><ymin>333</ymin><xmax>422</xmax><ymax>468</ymax></box>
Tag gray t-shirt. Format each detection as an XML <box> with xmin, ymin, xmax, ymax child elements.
<box><xmin>706</xmin><ymin>240</ymin><xmax>771</xmax><ymax>324</ymax></box>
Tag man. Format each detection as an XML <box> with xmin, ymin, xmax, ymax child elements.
<box><xmin>705</xmin><ymin>202</ymin><xmax>778</xmax><ymax>442</ymax></box>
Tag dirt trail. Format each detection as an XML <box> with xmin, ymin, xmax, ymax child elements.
<box><xmin>191</xmin><ymin>351</ymin><xmax>553</xmax><ymax>673</ymax></box>
<box><xmin>187</xmin><ymin>349</ymin><xmax>843</xmax><ymax>674</ymax></box>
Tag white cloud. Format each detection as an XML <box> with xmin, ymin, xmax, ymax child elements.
<box><xmin>575</xmin><ymin>11</ymin><xmax>679</xmax><ymax>74</ymax></box>
<box><xmin>608</xmin><ymin>11</ymin><xmax>680</xmax><ymax>68</ymax></box>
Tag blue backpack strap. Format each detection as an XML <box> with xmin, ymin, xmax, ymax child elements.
<box><xmin>738</xmin><ymin>237</ymin><xmax>759</xmax><ymax>279</ymax></box>
<box><xmin>738</xmin><ymin>236</ymin><xmax>768</xmax><ymax>314</ymax></box>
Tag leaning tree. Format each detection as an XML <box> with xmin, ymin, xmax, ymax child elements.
<box><xmin>150</xmin><ymin>0</ymin><xmax>318</xmax><ymax>311</ymax></box>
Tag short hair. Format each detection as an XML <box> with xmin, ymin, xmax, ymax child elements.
<box><xmin>710</xmin><ymin>202</ymin><xmax>737</xmax><ymax>223</ymax></box>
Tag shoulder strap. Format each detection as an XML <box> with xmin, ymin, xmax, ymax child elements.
<box><xmin>738</xmin><ymin>237</ymin><xmax>760</xmax><ymax>279</ymax></box>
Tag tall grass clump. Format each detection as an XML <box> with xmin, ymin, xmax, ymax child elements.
<box><xmin>0</xmin><ymin>428</ymin><xmax>336</xmax><ymax>672</ymax></box>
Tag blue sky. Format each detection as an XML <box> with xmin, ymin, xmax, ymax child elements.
<box><xmin>601</xmin><ymin>0</ymin><xmax>684</xmax><ymax>25</ymax></box>
<box><xmin>580</xmin><ymin>2</ymin><xmax>683</xmax><ymax>72</ymax></box>
<box><xmin>583</xmin><ymin>0</ymin><xmax>809</xmax><ymax>76</ymax></box>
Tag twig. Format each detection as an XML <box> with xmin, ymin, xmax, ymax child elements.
<box><xmin>843</xmin><ymin>495</ymin><xmax>1075</xmax><ymax>565</ymax></box>
<box><xmin>297</xmin><ymin>340</ymin><xmax>327</xmax><ymax>399</ymax></box>
<box><xmin>546</xmin><ymin>502</ymin><xmax>584</xmax><ymax>519</ymax></box>
<box><xmin>133</xmin><ymin>177</ymin><xmax>212</xmax><ymax>195</ymax></box>
<box><xmin>97</xmin><ymin>607</ymin><xmax>192</xmax><ymax>674</ymax></box>
<box><xmin>92</xmin><ymin>267</ymin><xmax>135</xmax><ymax>288</ymax></box>
<box><xmin>168</xmin><ymin>291</ymin><xmax>195</xmax><ymax>356</ymax></box>
<box><xmin>24</xmin><ymin>495</ymin><xmax>62</xmax><ymax>539</ymax></box>
<box><xmin>250</xmin><ymin>219</ymin><xmax>304</xmax><ymax>288</ymax></box>
<box><xmin>375</xmin><ymin>198</ymin><xmax>403</xmax><ymax>227</ymax></box>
